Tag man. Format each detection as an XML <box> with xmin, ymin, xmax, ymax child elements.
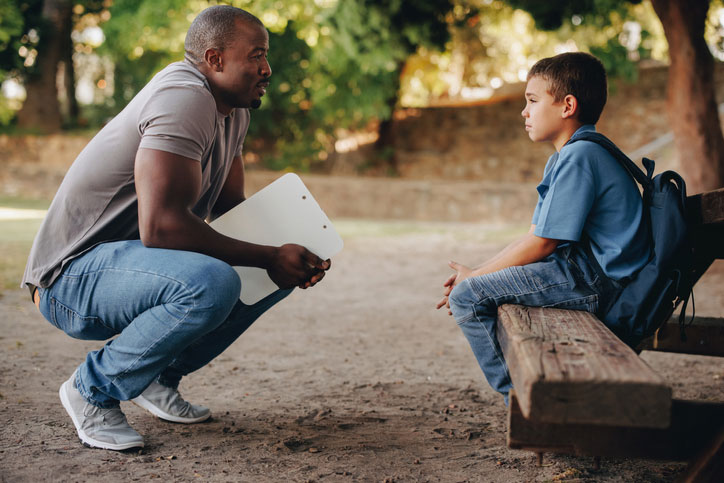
<box><xmin>22</xmin><ymin>5</ymin><xmax>330</xmax><ymax>451</ymax></box>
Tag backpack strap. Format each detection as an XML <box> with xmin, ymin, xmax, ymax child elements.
<box><xmin>567</xmin><ymin>131</ymin><xmax>651</xmax><ymax>189</ymax></box>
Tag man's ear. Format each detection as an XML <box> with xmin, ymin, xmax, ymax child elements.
<box><xmin>204</xmin><ymin>48</ymin><xmax>223</xmax><ymax>72</ymax></box>
<box><xmin>561</xmin><ymin>94</ymin><xmax>578</xmax><ymax>119</ymax></box>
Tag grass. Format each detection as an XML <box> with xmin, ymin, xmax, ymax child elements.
<box><xmin>0</xmin><ymin>197</ymin><xmax>48</xmax><ymax>291</ymax></box>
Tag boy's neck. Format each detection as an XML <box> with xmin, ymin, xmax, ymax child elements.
<box><xmin>553</xmin><ymin>121</ymin><xmax>584</xmax><ymax>152</ymax></box>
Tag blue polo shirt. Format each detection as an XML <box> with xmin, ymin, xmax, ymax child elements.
<box><xmin>532</xmin><ymin>125</ymin><xmax>651</xmax><ymax>280</ymax></box>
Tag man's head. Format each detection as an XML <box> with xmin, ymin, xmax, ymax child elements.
<box><xmin>522</xmin><ymin>52</ymin><xmax>607</xmax><ymax>150</ymax></box>
<box><xmin>185</xmin><ymin>5</ymin><xmax>271</xmax><ymax>113</ymax></box>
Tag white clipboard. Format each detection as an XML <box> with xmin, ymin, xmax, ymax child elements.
<box><xmin>210</xmin><ymin>173</ymin><xmax>343</xmax><ymax>305</ymax></box>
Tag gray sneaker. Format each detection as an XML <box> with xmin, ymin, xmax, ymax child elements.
<box><xmin>132</xmin><ymin>381</ymin><xmax>211</xmax><ymax>424</ymax></box>
<box><xmin>59</xmin><ymin>372</ymin><xmax>144</xmax><ymax>451</ymax></box>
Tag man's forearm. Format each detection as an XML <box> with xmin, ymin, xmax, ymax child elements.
<box><xmin>140</xmin><ymin>208</ymin><xmax>277</xmax><ymax>269</ymax></box>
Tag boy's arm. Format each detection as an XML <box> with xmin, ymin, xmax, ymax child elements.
<box><xmin>436</xmin><ymin>225</ymin><xmax>560</xmax><ymax>311</ymax></box>
<box><xmin>470</xmin><ymin>224</ymin><xmax>560</xmax><ymax>277</ymax></box>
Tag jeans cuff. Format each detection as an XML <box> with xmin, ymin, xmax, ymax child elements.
<box><xmin>75</xmin><ymin>373</ymin><xmax>120</xmax><ymax>409</ymax></box>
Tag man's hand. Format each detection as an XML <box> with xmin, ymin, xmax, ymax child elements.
<box><xmin>436</xmin><ymin>261</ymin><xmax>474</xmax><ymax>315</ymax></box>
<box><xmin>267</xmin><ymin>244</ymin><xmax>331</xmax><ymax>289</ymax></box>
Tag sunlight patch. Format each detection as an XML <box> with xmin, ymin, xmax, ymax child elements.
<box><xmin>0</xmin><ymin>208</ymin><xmax>46</xmax><ymax>221</ymax></box>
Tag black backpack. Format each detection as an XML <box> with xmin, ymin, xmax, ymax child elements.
<box><xmin>568</xmin><ymin>131</ymin><xmax>694</xmax><ymax>348</ymax></box>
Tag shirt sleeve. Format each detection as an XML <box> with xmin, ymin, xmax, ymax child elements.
<box><xmin>137</xmin><ymin>84</ymin><xmax>217</xmax><ymax>161</ymax></box>
<box><xmin>531</xmin><ymin>153</ymin><xmax>556</xmax><ymax>225</ymax></box>
<box><xmin>533</xmin><ymin>149</ymin><xmax>596</xmax><ymax>242</ymax></box>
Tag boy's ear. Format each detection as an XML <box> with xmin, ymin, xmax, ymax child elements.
<box><xmin>561</xmin><ymin>94</ymin><xmax>578</xmax><ymax>120</ymax></box>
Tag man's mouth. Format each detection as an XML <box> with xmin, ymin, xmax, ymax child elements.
<box><xmin>257</xmin><ymin>80</ymin><xmax>269</xmax><ymax>96</ymax></box>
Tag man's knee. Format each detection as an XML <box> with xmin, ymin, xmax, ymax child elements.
<box><xmin>172</xmin><ymin>256</ymin><xmax>241</xmax><ymax>317</ymax></box>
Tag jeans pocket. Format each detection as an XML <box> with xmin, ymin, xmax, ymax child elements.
<box><xmin>50</xmin><ymin>297</ymin><xmax>116</xmax><ymax>340</ymax></box>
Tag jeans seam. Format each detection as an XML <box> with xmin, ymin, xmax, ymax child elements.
<box><xmin>107</xmin><ymin>285</ymin><xmax>198</xmax><ymax>394</ymax></box>
<box><xmin>50</xmin><ymin>296</ymin><xmax>116</xmax><ymax>333</ymax></box>
<box><xmin>61</xmin><ymin>267</ymin><xmax>200</xmax><ymax>401</ymax></box>
<box><xmin>465</xmin><ymin>279</ymin><xmax>570</xmax><ymax>313</ymax></box>
<box><xmin>457</xmin><ymin>316</ymin><xmax>510</xmax><ymax>382</ymax></box>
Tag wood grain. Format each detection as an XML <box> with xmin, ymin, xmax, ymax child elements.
<box><xmin>497</xmin><ymin>304</ymin><xmax>671</xmax><ymax>428</ymax></box>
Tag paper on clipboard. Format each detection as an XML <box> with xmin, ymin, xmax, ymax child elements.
<box><xmin>209</xmin><ymin>173</ymin><xmax>343</xmax><ymax>305</ymax></box>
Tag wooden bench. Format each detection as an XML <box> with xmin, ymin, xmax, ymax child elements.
<box><xmin>496</xmin><ymin>187</ymin><xmax>724</xmax><ymax>482</ymax></box>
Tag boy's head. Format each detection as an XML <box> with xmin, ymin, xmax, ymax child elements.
<box><xmin>522</xmin><ymin>52</ymin><xmax>607</xmax><ymax>149</ymax></box>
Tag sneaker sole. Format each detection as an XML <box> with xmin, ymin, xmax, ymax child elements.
<box><xmin>132</xmin><ymin>395</ymin><xmax>211</xmax><ymax>424</ymax></box>
<box><xmin>59</xmin><ymin>380</ymin><xmax>144</xmax><ymax>451</ymax></box>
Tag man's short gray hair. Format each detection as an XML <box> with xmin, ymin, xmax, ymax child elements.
<box><xmin>184</xmin><ymin>5</ymin><xmax>263</xmax><ymax>65</ymax></box>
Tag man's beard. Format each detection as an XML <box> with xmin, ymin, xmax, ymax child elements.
<box><xmin>251</xmin><ymin>99</ymin><xmax>262</xmax><ymax>109</ymax></box>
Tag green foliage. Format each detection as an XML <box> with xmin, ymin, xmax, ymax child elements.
<box><xmin>0</xmin><ymin>0</ymin><xmax>25</xmax><ymax>64</ymax></box>
<box><xmin>244</xmin><ymin>0</ymin><xmax>459</xmax><ymax>170</ymax></box>
<box><xmin>591</xmin><ymin>38</ymin><xmax>638</xmax><ymax>81</ymax></box>
<box><xmin>100</xmin><ymin>0</ymin><xmax>190</xmax><ymax>107</ymax></box>
<box><xmin>0</xmin><ymin>0</ymin><xmax>43</xmax><ymax>78</ymax></box>
<box><xmin>506</xmin><ymin>0</ymin><xmax>641</xmax><ymax>31</ymax></box>
<box><xmin>99</xmin><ymin>0</ymin><xmax>451</xmax><ymax>169</ymax></box>
<box><xmin>505</xmin><ymin>0</ymin><xmax>649</xmax><ymax>82</ymax></box>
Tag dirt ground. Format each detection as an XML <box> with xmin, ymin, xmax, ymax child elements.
<box><xmin>1</xmin><ymin>221</ymin><xmax>723</xmax><ymax>482</ymax></box>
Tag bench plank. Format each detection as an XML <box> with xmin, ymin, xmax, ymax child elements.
<box><xmin>507</xmin><ymin>391</ymin><xmax>724</xmax><ymax>461</ymax></box>
<box><xmin>639</xmin><ymin>316</ymin><xmax>724</xmax><ymax>357</ymax></box>
<box><xmin>497</xmin><ymin>304</ymin><xmax>671</xmax><ymax>428</ymax></box>
<box><xmin>687</xmin><ymin>187</ymin><xmax>724</xmax><ymax>226</ymax></box>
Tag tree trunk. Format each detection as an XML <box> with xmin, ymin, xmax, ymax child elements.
<box><xmin>16</xmin><ymin>0</ymin><xmax>73</xmax><ymax>133</ymax></box>
<box><xmin>62</xmin><ymin>4</ymin><xmax>79</xmax><ymax>125</ymax></box>
<box><xmin>651</xmin><ymin>0</ymin><xmax>724</xmax><ymax>193</ymax></box>
<box><xmin>374</xmin><ymin>59</ymin><xmax>406</xmax><ymax>175</ymax></box>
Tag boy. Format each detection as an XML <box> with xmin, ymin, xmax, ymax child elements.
<box><xmin>436</xmin><ymin>52</ymin><xmax>651</xmax><ymax>402</ymax></box>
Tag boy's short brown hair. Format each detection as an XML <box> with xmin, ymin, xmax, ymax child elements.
<box><xmin>527</xmin><ymin>52</ymin><xmax>608</xmax><ymax>125</ymax></box>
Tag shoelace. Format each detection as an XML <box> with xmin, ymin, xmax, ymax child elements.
<box><xmin>83</xmin><ymin>404</ymin><xmax>127</xmax><ymax>427</ymax></box>
<box><xmin>167</xmin><ymin>390</ymin><xmax>193</xmax><ymax>414</ymax></box>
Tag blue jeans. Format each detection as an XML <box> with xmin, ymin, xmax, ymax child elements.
<box><xmin>448</xmin><ymin>245</ymin><xmax>621</xmax><ymax>403</ymax></box>
<box><xmin>37</xmin><ymin>240</ymin><xmax>291</xmax><ymax>409</ymax></box>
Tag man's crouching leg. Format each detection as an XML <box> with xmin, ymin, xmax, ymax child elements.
<box><xmin>38</xmin><ymin>241</ymin><xmax>249</xmax><ymax>448</ymax></box>
<box><xmin>136</xmin><ymin>288</ymin><xmax>292</xmax><ymax>423</ymax></box>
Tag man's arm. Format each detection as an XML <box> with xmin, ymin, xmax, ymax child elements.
<box><xmin>135</xmin><ymin>148</ymin><xmax>328</xmax><ymax>289</ymax></box>
<box><xmin>437</xmin><ymin>225</ymin><xmax>560</xmax><ymax>310</ymax></box>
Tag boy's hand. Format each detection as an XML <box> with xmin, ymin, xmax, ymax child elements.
<box><xmin>436</xmin><ymin>261</ymin><xmax>474</xmax><ymax>315</ymax></box>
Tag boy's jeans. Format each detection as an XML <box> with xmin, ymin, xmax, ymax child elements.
<box><xmin>36</xmin><ymin>240</ymin><xmax>291</xmax><ymax>409</ymax></box>
<box><xmin>448</xmin><ymin>245</ymin><xmax>622</xmax><ymax>402</ymax></box>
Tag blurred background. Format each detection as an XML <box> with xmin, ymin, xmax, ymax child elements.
<box><xmin>2</xmin><ymin>0</ymin><xmax>724</xmax><ymax>289</ymax></box>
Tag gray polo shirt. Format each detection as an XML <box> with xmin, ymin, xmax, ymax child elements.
<box><xmin>22</xmin><ymin>61</ymin><xmax>250</xmax><ymax>289</ymax></box>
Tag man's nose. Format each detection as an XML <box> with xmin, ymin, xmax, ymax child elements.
<box><xmin>261</xmin><ymin>59</ymin><xmax>272</xmax><ymax>78</ymax></box>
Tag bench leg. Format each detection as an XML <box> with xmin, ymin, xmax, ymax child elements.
<box><xmin>677</xmin><ymin>427</ymin><xmax>724</xmax><ymax>483</ymax></box>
